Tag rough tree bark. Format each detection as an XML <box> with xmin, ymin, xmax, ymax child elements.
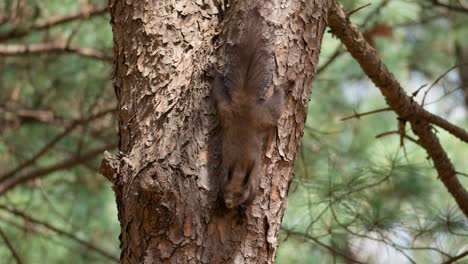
<box><xmin>101</xmin><ymin>0</ymin><xmax>330</xmax><ymax>263</ymax></box>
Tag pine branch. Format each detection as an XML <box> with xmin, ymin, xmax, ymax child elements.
<box><xmin>0</xmin><ymin>43</ymin><xmax>112</xmax><ymax>61</ymax></box>
<box><xmin>0</xmin><ymin>204</ymin><xmax>119</xmax><ymax>262</ymax></box>
<box><xmin>327</xmin><ymin>0</ymin><xmax>468</xmax><ymax>218</ymax></box>
<box><xmin>0</xmin><ymin>6</ymin><xmax>108</xmax><ymax>41</ymax></box>
<box><xmin>341</xmin><ymin>107</ymin><xmax>391</xmax><ymax>121</ymax></box>
<box><xmin>0</xmin><ymin>226</ymin><xmax>23</xmax><ymax>264</ymax></box>
<box><xmin>431</xmin><ymin>0</ymin><xmax>468</xmax><ymax>13</ymax></box>
<box><xmin>0</xmin><ymin>108</ymin><xmax>116</xmax><ymax>181</ymax></box>
<box><xmin>0</xmin><ymin>142</ymin><xmax>118</xmax><ymax>195</ymax></box>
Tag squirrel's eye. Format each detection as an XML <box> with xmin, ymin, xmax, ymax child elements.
<box><xmin>227</xmin><ymin>166</ymin><xmax>234</xmax><ymax>182</ymax></box>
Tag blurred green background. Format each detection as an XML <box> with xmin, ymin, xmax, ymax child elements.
<box><xmin>0</xmin><ymin>0</ymin><xmax>467</xmax><ymax>263</ymax></box>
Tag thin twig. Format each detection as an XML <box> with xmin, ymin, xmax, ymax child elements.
<box><xmin>0</xmin><ymin>43</ymin><xmax>112</xmax><ymax>61</ymax></box>
<box><xmin>442</xmin><ymin>249</ymin><xmax>468</xmax><ymax>264</ymax></box>
<box><xmin>360</xmin><ymin>0</ymin><xmax>391</xmax><ymax>28</ymax></box>
<box><xmin>316</xmin><ymin>0</ymin><xmax>391</xmax><ymax>76</ymax></box>
<box><xmin>329</xmin><ymin>206</ymin><xmax>419</xmax><ymax>264</ymax></box>
<box><xmin>0</xmin><ymin>226</ymin><xmax>23</xmax><ymax>264</ymax></box>
<box><xmin>375</xmin><ymin>130</ymin><xmax>421</xmax><ymax>146</ymax></box>
<box><xmin>281</xmin><ymin>228</ymin><xmax>364</xmax><ymax>264</ymax></box>
<box><xmin>341</xmin><ymin>107</ymin><xmax>391</xmax><ymax>121</ymax></box>
<box><xmin>347</xmin><ymin>3</ymin><xmax>372</xmax><ymax>17</ymax></box>
<box><xmin>431</xmin><ymin>0</ymin><xmax>468</xmax><ymax>13</ymax></box>
<box><xmin>316</xmin><ymin>45</ymin><xmax>345</xmax><ymax>75</ymax></box>
<box><xmin>422</xmin><ymin>63</ymin><xmax>468</xmax><ymax>106</ymax></box>
<box><xmin>0</xmin><ymin>142</ymin><xmax>118</xmax><ymax>195</ymax></box>
<box><xmin>0</xmin><ymin>108</ymin><xmax>116</xmax><ymax>181</ymax></box>
<box><xmin>421</xmin><ymin>110</ymin><xmax>468</xmax><ymax>143</ymax></box>
<box><xmin>0</xmin><ymin>204</ymin><xmax>119</xmax><ymax>262</ymax></box>
<box><xmin>0</xmin><ymin>215</ymin><xmax>103</xmax><ymax>261</ymax></box>
<box><xmin>0</xmin><ymin>6</ymin><xmax>108</xmax><ymax>41</ymax></box>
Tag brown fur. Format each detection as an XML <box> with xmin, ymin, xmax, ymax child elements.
<box><xmin>213</xmin><ymin>14</ymin><xmax>285</xmax><ymax>209</ymax></box>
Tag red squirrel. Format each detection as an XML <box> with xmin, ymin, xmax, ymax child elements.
<box><xmin>213</xmin><ymin>13</ymin><xmax>286</xmax><ymax>209</ymax></box>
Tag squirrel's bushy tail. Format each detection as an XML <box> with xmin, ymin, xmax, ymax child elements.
<box><xmin>225</xmin><ymin>13</ymin><xmax>272</xmax><ymax>101</ymax></box>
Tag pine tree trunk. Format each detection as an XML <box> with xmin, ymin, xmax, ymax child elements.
<box><xmin>102</xmin><ymin>0</ymin><xmax>330</xmax><ymax>263</ymax></box>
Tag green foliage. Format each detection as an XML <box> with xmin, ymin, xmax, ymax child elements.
<box><xmin>277</xmin><ymin>0</ymin><xmax>468</xmax><ymax>263</ymax></box>
<box><xmin>0</xmin><ymin>1</ymin><xmax>118</xmax><ymax>263</ymax></box>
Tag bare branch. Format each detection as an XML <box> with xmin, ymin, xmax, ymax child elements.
<box><xmin>347</xmin><ymin>3</ymin><xmax>372</xmax><ymax>17</ymax></box>
<box><xmin>375</xmin><ymin>130</ymin><xmax>421</xmax><ymax>146</ymax></box>
<box><xmin>431</xmin><ymin>0</ymin><xmax>468</xmax><ymax>13</ymax></box>
<box><xmin>328</xmin><ymin>0</ymin><xmax>468</xmax><ymax>218</ymax></box>
<box><xmin>315</xmin><ymin>0</ymin><xmax>391</xmax><ymax>76</ymax></box>
<box><xmin>0</xmin><ymin>43</ymin><xmax>112</xmax><ymax>61</ymax></box>
<box><xmin>281</xmin><ymin>228</ymin><xmax>364</xmax><ymax>264</ymax></box>
<box><xmin>0</xmin><ymin>6</ymin><xmax>108</xmax><ymax>41</ymax></box>
<box><xmin>0</xmin><ymin>215</ymin><xmax>91</xmax><ymax>259</ymax></box>
<box><xmin>0</xmin><ymin>142</ymin><xmax>118</xmax><ymax>196</ymax></box>
<box><xmin>315</xmin><ymin>45</ymin><xmax>345</xmax><ymax>75</ymax></box>
<box><xmin>0</xmin><ymin>204</ymin><xmax>119</xmax><ymax>262</ymax></box>
<box><xmin>443</xmin><ymin>249</ymin><xmax>468</xmax><ymax>264</ymax></box>
<box><xmin>421</xmin><ymin>110</ymin><xmax>468</xmax><ymax>143</ymax></box>
<box><xmin>0</xmin><ymin>108</ymin><xmax>116</xmax><ymax>181</ymax></box>
<box><xmin>0</xmin><ymin>105</ymin><xmax>55</xmax><ymax>124</ymax></box>
<box><xmin>341</xmin><ymin>107</ymin><xmax>391</xmax><ymax>121</ymax></box>
<box><xmin>0</xmin><ymin>226</ymin><xmax>23</xmax><ymax>264</ymax></box>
